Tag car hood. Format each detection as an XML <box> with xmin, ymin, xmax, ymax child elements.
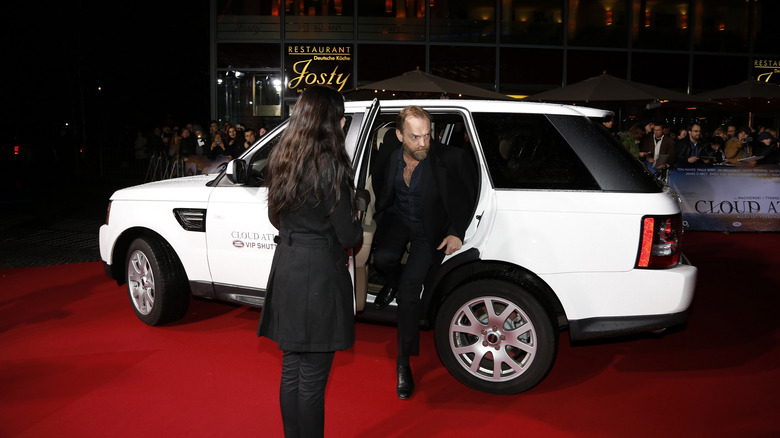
<box><xmin>110</xmin><ymin>174</ymin><xmax>217</xmax><ymax>203</ymax></box>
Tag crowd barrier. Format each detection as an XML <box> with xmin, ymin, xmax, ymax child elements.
<box><xmin>667</xmin><ymin>165</ymin><xmax>780</xmax><ymax>232</ymax></box>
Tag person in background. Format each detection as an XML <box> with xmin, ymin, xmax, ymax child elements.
<box><xmin>726</xmin><ymin>124</ymin><xmax>737</xmax><ymax>140</ymax></box>
<box><xmin>676</xmin><ymin>123</ymin><xmax>705</xmax><ymax>168</ymax></box>
<box><xmin>193</xmin><ymin>125</ymin><xmax>207</xmax><ymax>156</ymax></box>
<box><xmin>674</xmin><ymin>126</ymin><xmax>688</xmax><ymax>143</ymax></box>
<box><xmin>725</xmin><ymin>126</ymin><xmax>753</xmax><ymax>164</ymax></box>
<box><xmin>239</xmin><ymin>128</ymin><xmax>258</xmax><ymax>156</ymax></box>
<box><xmin>712</xmin><ymin>126</ymin><xmax>729</xmax><ymax>142</ymax></box>
<box><xmin>621</xmin><ymin>123</ymin><xmax>644</xmax><ymax>159</ymax></box>
<box><xmin>179</xmin><ymin>127</ymin><xmax>197</xmax><ymax>157</ymax></box>
<box><xmin>257</xmin><ymin>85</ymin><xmax>363</xmax><ymax>438</ymax></box>
<box><xmin>640</xmin><ymin>121</ymin><xmax>676</xmax><ymax>172</ymax></box>
<box><xmin>226</xmin><ymin>125</ymin><xmax>242</xmax><ymax>156</ymax></box>
<box><xmin>601</xmin><ymin>114</ymin><xmax>619</xmax><ymax>140</ymax></box>
<box><xmin>208</xmin><ymin>131</ymin><xmax>228</xmax><ymax>159</ymax></box>
<box><xmin>756</xmin><ymin>131</ymin><xmax>779</xmax><ymax>165</ymax></box>
<box><xmin>699</xmin><ymin>136</ymin><xmax>726</xmax><ymax>165</ymax></box>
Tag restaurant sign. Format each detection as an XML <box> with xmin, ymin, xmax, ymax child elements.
<box><xmin>284</xmin><ymin>44</ymin><xmax>353</xmax><ymax>97</ymax></box>
<box><xmin>753</xmin><ymin>58</ymin><xmax>780</xmax><ymax>85</ymax></box>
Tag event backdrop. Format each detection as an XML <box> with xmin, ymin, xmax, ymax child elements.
<box><xmin>667</xmin><ymin>165</ymin><xmax>780</xmax><ymax>232</ymax></box>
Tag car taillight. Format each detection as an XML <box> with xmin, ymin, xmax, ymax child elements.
<box><xmin>636</xmin><ymin>214</ymin><xmax>681</xmax><ymax>269</ymax></box>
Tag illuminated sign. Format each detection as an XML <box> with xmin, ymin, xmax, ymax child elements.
<box><xmin>753</xmin><ymin>58</ymin><xmax>780</xmax><ymax>84</ymax></box>
<box><xmin>284</xmin><ymin>44</ymin><xmax>353</xmax><ymax>96</ymax></box>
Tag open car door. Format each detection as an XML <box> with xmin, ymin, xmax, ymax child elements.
<box><xmin>350</xmin><ymin>98</ymin><xmax>380</xmax><ymax>312</ymax></box>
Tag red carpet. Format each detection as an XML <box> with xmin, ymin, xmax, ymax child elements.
<box><xmin>1</xmin><ymin>231</ymin><xmax>779</xmax><ymax>437</ymax></box>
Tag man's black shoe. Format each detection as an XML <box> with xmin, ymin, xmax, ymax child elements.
<box><xmin>373</xmin><ymin>285</ymin><xmax>396</xmax><ymax>309</ymax></box>
<box><xmin>396</xmin><ymin>365</ymin><xmax>415</xmax><ymax>400</ymax></box>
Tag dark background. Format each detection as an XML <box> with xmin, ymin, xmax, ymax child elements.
<box><xmin>3</xmin><ymin>0</ymin><xmax>210</xmax><ymax>183</ymax></box>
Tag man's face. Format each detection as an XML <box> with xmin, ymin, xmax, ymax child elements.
<box><xmin>397</xmin><ymin>116</ymin><xmax>431</xmax><ymax>162</ymax></box>
<box><xmin>245</xmin><ymin>132</ymin><xmax>256</xmax><ymax>143</ymax></box>
<box><xmin>738</xmin><ymin>131</ymin><xmax>748</xmax><ymax>141</ymax></box>
<box><xmin>653</xmin><ymin>125</ymin><xmax>664</xmax><ymax>139</ymax></box>
<box><xmin>689</xmin><ymin>125</ymin><xmax>702</xmax><ymax>141</ymax></box>
<box><xmin>727</xmin><ymin>126</ymin><xmax>736</xmax><ymax>137</ymax></box>
<box><xmin>209</xmin><ymin>122</ymin><xmax>218</xmax><ymax>133</ymax></box>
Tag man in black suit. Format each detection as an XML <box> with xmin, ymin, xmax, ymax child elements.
<box><xmin>372</xmin><ymin>106</ymin><xmax>476</xmax><ymax>399</ymax></box>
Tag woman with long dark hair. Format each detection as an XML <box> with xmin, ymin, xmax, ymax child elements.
<box><xmin>257</xmin><ymin>85</ymin><xmax>363</xmax><ymax>437</ymax></box>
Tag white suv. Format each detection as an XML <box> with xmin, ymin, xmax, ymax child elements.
<box><xmin>99</xmin><ymin>99</ymin><xmax>697</xmax><ymax>394</ymax></box>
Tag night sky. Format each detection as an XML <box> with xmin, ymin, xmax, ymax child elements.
<box><xmin>5</xmin><ymin>1</ymin><xmax>210</xmax><ymax>147</ymax></box>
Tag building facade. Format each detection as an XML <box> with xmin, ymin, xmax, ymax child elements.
<box><xmin>211</xmin><ymin>0</ymin><xmax>780</xmax><ymax>128</ymax></box>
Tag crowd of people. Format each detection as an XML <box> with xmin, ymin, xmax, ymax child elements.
<box><xmin>133</xmin><ymin>120</ymin><xmax>270</xmax><ymax>174</ymax></box>
<box><xmin>603</xmin><ymin>117</ymin><xmax>780</xmax><ymax>174</ymax></box>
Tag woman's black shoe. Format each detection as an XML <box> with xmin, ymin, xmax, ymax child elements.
<box><xmin>373</xmin><ymin>285</ymin><xmax>396</xmax><ymax>309</ymax></box>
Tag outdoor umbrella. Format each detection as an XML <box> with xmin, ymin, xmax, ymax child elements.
<box><xmin>696</xmin><ymin>79</ymin><xmax>780</xmax><ymax>129</ymax></box>
<box><xmin>695</xmin><ymin>79</ymin><xmax>780</xmax><ymax>114</ymax></box>
<box><xmin>524</xmin><ymin>73</ymin><xmax>703</xmax><ymax>106</ymax></box>
<box><xmin>342</xmin><ymin>69</ymin><xmax>514</xmax><ymax>101</ymax></box>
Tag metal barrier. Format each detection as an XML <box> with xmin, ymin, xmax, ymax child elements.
<box><xmin>99</xmin><ymin>149</ymin><xmax>186</xmax><ymax>181</ymax></box>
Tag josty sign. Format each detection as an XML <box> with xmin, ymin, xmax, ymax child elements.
<box><xmin>285</xmin><ymin>44</ymin><xmax>353</xmax><ymax>95</ymax></box>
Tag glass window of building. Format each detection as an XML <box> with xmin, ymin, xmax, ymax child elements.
<box><xmin>285</xmin><ymin>0</ymin><xmax>354</xmax><ymax>40</ymax></box>
<box><xmin>691</xmin><ymin>0</ymin><xmax>749</xmax><ymax>52</ymax></box>
<box><xmin>217</xmin><ymin>44</ymin><xmax>282</xmax><ymax>127</ymax></box>
<box><xmin>357</xmin><ymin>44</ymin><xmax>426</xmax><ymax>83</ymax></box>
<box><xmin>692</xmin><ymin>55</ymin><xmax>749</xmax><ymax>92</ymax></box>
<box><xmin>632</xmin><ymin>0</ymin><xmax>691</xmax><ymax>50</ymax></box>
<box><xmin>565</xmin><ymin>50</ymin><xmax>627</xmax><ymax>83</ymax></box>
<box><xmin>358</xmin><ymin>0</ymin><xmax>426</xmax><ymax>41</ymax></box>
<box><xmin>567</xmin><ymin>0</ymin><xmax>629</xmax><ymax>48</ymax></box>
<box><xmin>631</xmin><ymin>52</ymin><xmax>689</xmax><ymax>91</ymax></box>
<box><xmin>499</xmin><ymin>0</ymin><xmax>563</xmax><ymax>45</ymax></box>
<box><xmin>430</xmin><ymin>45</ymin><xmax>497</xmax><ymax>91</ymax></box>
<box><xmin>217</xmin><ymin>71</ymin><xmax>284</xmax><ymax>126</ymax></box>
<box><xmin>216</xmin><ymin>0</ymin><xmax>282</xmax><ymax>40</ymax></box>
<box><xmin>754</xmin><ymin>1</ymin><xmax>780</xmax><ymax>54</ymax></box>
<box><xmin>430</xmin><ymin>0</ymin><xmax>497</xmax><ymax>43</ymax></box>
<box><xmin>499</xmin><ymin>48</ymin><xmax>563</xmax><ymax>96</ymax></box>
<box><xmin>217</xmin><ymin>43</ymin><xmax>280</xmax><ymax>69</ymax></box>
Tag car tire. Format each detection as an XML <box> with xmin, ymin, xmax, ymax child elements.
<box><xmin>125</xmin><ymin>237</ymin><xmax>190</xmax><ymax>326</ymax></box>
<box><xmin>434</xmin><ymin>279</ymin><xmax>557</xmax><ymax>394</ymax></box>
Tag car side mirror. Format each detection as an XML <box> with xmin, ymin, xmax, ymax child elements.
<box><xmin>227</xmin><ymin>159</ymin><xmax>248</xmax><ymax>184</ymax></box>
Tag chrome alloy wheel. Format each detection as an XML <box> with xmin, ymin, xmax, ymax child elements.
<box><xmin>127</xmin><ymin>249</ymin><xmax>155</xmax><ymax>315</ymax></box>
<box><xmin>448</xmin><ymin>296</ymin><xmax>538</xmax><ymax>382</ymax></box>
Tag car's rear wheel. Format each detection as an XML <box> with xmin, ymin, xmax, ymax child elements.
<box><xmin>125</xmin><ymin>237</ymin><xmax>190</xmax><ymax>326</ymax></box>
<box><xmin>434</xmin><ymin>279</ymin><xmax>557</xmax><ymax>394</ymax></box>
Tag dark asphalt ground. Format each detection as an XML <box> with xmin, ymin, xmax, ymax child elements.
<box><xmin>0</xmin><ymin>171</ymin><xmax>141</xmax><ymax>269</ymax></box>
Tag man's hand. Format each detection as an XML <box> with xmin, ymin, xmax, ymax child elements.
<box><xmin>437</xmin><ymin>235</ymin><xmax>463</xmax><ymax>255</ymax></box>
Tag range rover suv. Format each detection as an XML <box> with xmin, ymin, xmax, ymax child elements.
<box><xmin>99</xmin><ymin>99</ymin><xmax>697</xmax><ymax>394</ymax></box>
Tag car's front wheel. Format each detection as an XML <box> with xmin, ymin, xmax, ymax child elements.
<box><xmin>125</xmin><ymin>237</ymin><xmax>190</xmax><ymax>326</ymax></box>
<box><xmin>434</xmin><ymin>279</ymin><xmax>557</xmax><ymax>394</ymax></box>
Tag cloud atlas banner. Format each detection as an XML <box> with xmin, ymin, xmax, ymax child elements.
<box><xmin>667</xmin><ymin>166</ymin><xmax>780</xmax><ymax>232</ymax></box>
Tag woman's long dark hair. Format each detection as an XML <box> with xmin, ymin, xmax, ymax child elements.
<box><xmin>266</xmin><ymin>86</ymin><xmax>353</xmax><ymax>227</ymax></box>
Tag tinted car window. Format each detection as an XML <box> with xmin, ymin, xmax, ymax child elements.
<box><xmin>474</xmin><ymin>113</ymin><xmax>599</xmax><ymax>190</ymax></box>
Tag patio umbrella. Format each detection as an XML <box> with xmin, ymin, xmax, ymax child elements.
<box><xmin>524</xmin><ymin>73</ymin><xmax>703</xmax><ymax>106</ymax></box>
<box><xmin>696</xmin><ymin>79</ymin><xmax>780</xmax><ymax>128</ymax></box>
<box><xmin>342</xmin><ymin>69</ymin><xmax>514</xmax><ymax>101</ymax></box>
<box><xmin>695</xmin><ymin>79</ymin><xmax>780</xmax><ymax>111</ymax></box>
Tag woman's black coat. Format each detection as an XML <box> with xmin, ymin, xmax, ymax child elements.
<box><xmin>257</xmin><ymin>183</ymin><xmax>364</xmax><ymax>352</ymax></box>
